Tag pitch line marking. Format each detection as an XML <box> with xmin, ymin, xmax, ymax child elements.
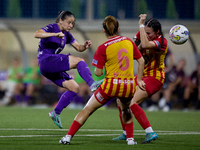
<box><xmin>0</xmin><ymin>128</ymin><xmax>198</xmax><ymax>133</ymax></box>
<box><xmin>0</xmin><ymin>128</ymin><xmax>200</xmax><ymax>138</ymax></box>
<box><xmin>1</xmin><ymin>132</ymin><xmax>200</xmax><ymax>138</ymax></box>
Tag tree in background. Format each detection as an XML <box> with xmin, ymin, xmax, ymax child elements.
<box><xmin>195</xmin><ymin>0</ymin><xmax>200</xmax><ymax>19</ymax></box>
<box><xmin>138</xmin><ymin>0</ymin><xmax>148</xmax><ymax>15</ymax></box>
<box><xmin>166</xmin><ymin>0</ymin><xmax>177</xmax><ymax>19</ymax></box>
<box><xmin>7</xmin><ymin>0</ymin><xmax>21</xmax><ymax>17</ymax></box>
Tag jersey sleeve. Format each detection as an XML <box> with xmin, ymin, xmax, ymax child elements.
<box><xmin>134</xmin><ymin>31</ymin><xmax>140</xmax><ymax>42</ymax></box>
<box><xmin>66</xmin><ymin>32</ymin><xmax>76</xmax><ymax>44</ymax></box>
<box><xmin>153</xmin><ymin>35</ymin><xmax>164</xmax><ymax>49</ymax></box>
<box><xmin>41</xmin><ymin>24</ymin><xmax>54</xmax><ymax>32</ymax></box>
<box><xmin>128</xmin><ymin>38</ymin><xmax>142</xmax><ymax>60</ymax></box>
<box><xmin>133</xmin><ymin>42</ymin><xmax>142</xmax><ymax>59</ymax></box>
<box><xmin>92</xmin><ymin>45</ymin><xmax>106</xmax><ymax>69</ymax></box>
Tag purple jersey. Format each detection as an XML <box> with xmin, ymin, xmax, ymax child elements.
<box><xmin>36</xmin><ymin>23</ymin><xmax>76</xmax><ymax>87</ymax></box>
<box><xmin>37</xmin><ymin>23</ymin><xmax>76</xmax><ymax>60</ymax></box>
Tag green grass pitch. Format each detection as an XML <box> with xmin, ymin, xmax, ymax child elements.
<box><xmin>0</xmin><ymin>106</ymin><xmax>200</xmax><ymax>150</ymax></box>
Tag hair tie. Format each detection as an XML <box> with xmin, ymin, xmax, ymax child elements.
<box><xmin>59</xmin><ymin>11</ymin><xmax>65</xmax><ymax>20</ymax></box>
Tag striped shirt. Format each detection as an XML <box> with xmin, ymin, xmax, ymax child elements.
<box><xmin>135</xmin><ymin>31</ymin><xmax>168</xmax><ymax>83</ymax></box>
<box><xmin>92</xmin><ymin>36</ymin><xmax>142</xmax><ymax>97</ymax></box>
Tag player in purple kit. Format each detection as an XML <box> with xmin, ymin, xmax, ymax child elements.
<box><xmin>34</xmin><ymin>11</ymin><xmax>102</xmax><ymax>128</ymax></box>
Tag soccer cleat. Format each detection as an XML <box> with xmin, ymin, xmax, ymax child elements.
<box><xmin>59</xmin><ymin>135</ymin><xmax>71</xmax><ymax>145</ymax></box>
<box><xmin>127</xmin><ymin>138</ymin><xmax>137</xmax><ymax>145</ymax></box>
<box><xmin>162</xmin><ymin>105</ymin><xmax>170</xmax><ymax>112</ymax></box>
<box><xmin>112</xmin><ymin>133</ymin><xmax>126</xmax><ymax>140</ymax></box>
<box><xmin>147</xmin><ymin>105</ymin><xmax>159</xmax><ymax>112</ymax></box>
<box><xmin>49</xmin><ymin>110</ymin><xmax>63</xmax><ymax>129</ymax></box>
<box><xmin>142</xmin><ymin>132</ymin><xmax>158</xmax><ymax>144</ymax></box>
<box><xmin>90</xmin><ymin>79</ymin><xmax>104</xmax><ymax>92</ymax></box>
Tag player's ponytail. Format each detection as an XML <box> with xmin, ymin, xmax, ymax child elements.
<box><xmin>103</xmin><ymin>16</ymin><xmax>119</xmax><ymax>36</ymax></box>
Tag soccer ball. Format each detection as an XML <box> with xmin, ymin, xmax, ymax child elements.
<box><xmin>169</xmin><ymin>25</ymin><xmax>189</xmax><ymax>44</ymax></box>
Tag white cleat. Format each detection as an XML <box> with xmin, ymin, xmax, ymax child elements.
<box><xmin>162</xmin><ymin>105</ymin><xmax>170</xmax><ymax>112</ymax></box>
<box><xmin>127</xmin><ymin>138</ymin><xmax>137</xmax><ymax>145</ymax></box>
<box><xmin>147</xmin><ymin>105</ymin><xmax>159</xmax><ymax>112</ymax></box>
<box><xmin>59</xmin><ymin>135</ymin><xmax>71</xmax><ymax>145</ymax></box>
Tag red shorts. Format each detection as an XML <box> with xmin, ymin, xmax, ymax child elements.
<box><xmin>135</xmin><ymin>75</ymin><xmax>164</xmax><ymax>97</ymax></box>
<box><xmin>94</xmin><ymin>87</ymin><xmax>132</xmax><ymax>105</ymax></box>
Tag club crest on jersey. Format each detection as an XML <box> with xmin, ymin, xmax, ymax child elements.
<box><xmin>61</xmin><ymin>40</ymin><xmax>64</xmax><ymax>46</ymax></box>
<box><xmin>113</xmin><ymin>72</ymin><xmax>119</xmax><ymax>77</ymax></box>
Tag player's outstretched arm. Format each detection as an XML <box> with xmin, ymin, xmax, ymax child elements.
<box><xmin>34</xmin><ymin>29</ymin><xmax>64</xmax><ymax>39</ymax></box>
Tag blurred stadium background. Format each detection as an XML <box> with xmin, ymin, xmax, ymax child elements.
<box><xmin>0</xmin><ymin>0</ymin><xmax>200</xmax><ymax>75</ymax></box>
<box><xmin>1</xmin><ymin>2</ymin><xmax>200</xmax><ymax>148</ymax></box>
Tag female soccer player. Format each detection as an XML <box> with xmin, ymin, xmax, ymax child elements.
<box><xmin>34</xmin><ymin>11</ymin><xmax>101</xmax><ymax>129</ymax></box>
<box><xmin>113</xmin><ymin>14</ymin><xmax>168</xmax><ymax>143</ymax></box>
<box><xmin>59</xmin><ymin>15</ymin><xmax>145</xmax><ymax>145</ymax></box>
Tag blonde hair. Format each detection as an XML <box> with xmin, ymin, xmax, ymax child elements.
<box><xmin>103</xmin><ymin>15</ymin><xmax>119</xmax><ymax>36</ymax></box>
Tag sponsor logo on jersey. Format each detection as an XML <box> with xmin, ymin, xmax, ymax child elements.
<box><xmin>113</xmin><ymin>79</ymin><xmax>118</xmax><ymax>84</ymax></box>
<box><xmin>104</xmin><ymin>37</ymin><xmax>127</xmax><ymax>46</ymax></box>
<box><xmin>113</xmin><ymin>79</ymin><xmax>133</xmax><ymax>84</ymax></box>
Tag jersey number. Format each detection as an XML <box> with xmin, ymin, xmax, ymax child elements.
<box><xmin>118</xmin><ymin>49</ymin><xmax>129</xmax><ymax>71</ymax></box>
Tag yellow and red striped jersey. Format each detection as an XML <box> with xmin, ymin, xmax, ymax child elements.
<box><xmin>92</xmin><ymin>36</ymin><xmax>142</xmax><ymax>97</ymax></box>
<box><xmin>135</xmin><ymin>31</ymin><xmax>168</xmax><ymax>83</ymax></box>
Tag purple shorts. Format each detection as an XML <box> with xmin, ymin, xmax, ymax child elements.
<box><xmin>38</xmin><ymin>53</ymin><xmax>73</xmax><ymax>87</ymax></box>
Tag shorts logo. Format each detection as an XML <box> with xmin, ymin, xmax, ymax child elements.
<box><xmin>96</xmin><ymin>92</ymin><xmax>104</xmax><ymax>102</ymax></box>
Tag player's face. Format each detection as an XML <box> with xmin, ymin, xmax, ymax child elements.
<box><xmin>144</xmin><ymin>27</ymin><xmax>159</xmax><ymax>41</ymax></box>
<box><xmin>60</xmin><ymin>16</ymin><xmax>75</xmax><ymax>32</ymax></box>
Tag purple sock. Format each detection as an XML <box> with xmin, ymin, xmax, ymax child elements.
<box><xmin>14</xmin><ymin>95</ymin><xmax>22</xmax><ymax>103</ymax></box>
<box><xmin>74</xmin><ymin>95</ymin><xmax>84</xmax><ymax>104</ymax></box>
<box><xmin>77</xmin><ymin>61</ymin><xmax>94</xmax><ymax>87</ymax></box>
<box><xmin>24</xmin><ymin>95</ymin><xmax>31</xmax><ymax>102</ymax></box>
<box><xmin>58</xmin><ymin>92</ymin><xmax>63</xmax><ymax>99</ymax></box>
<box><xmin>54</xmin><ymin>91</ymin><xmax>77</xmax><ymax>114</ymax></box>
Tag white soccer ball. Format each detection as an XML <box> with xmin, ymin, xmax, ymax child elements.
<box><xmin>169</xmin><ymin>25</ymin><xmax>189</xmax><ymax>44</ymax></box>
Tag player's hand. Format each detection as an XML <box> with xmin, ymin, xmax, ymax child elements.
<box><xmin>139</xmin><ymin>14</ymin><xmax>147</xmax><ymax>25</ymax></box>
<box><xmin>55</xmin><ymin>32</ymin><xmax>65</xmax><ymax>39</ymax></box>
<box><xmin>137</xmin><ymin>79</ymin><xmax>146</xmax><ymax>91</ymax></box>
<box><xmin>84</xmin><ymin>40</ymin><xmax>92</xmax><ymax>49</ymax></box>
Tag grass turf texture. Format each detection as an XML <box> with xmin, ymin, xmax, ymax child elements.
<box><xmin>0</xmin><ymin>106</ymin><xmax>200</xmax><ymax>150</ymax></box>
